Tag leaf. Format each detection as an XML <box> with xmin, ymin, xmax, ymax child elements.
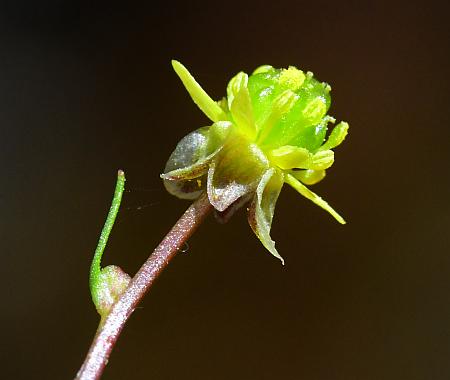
<box><xmin>248</xmin><ymin>168</ymin><xmax>285</xmax><ymax>264</ymax></box>
<box><xmin>172</xmin><ymin>60</ymin><xmax>227</xmax><ymax>122</ymax></box>
<box><xmin>285</xmin><ymin>173</ymin><xmax>345</xmax><ymax>224</ymax></box>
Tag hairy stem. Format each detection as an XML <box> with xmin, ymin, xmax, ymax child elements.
<box><xmin>76</xmin><ymin>192</ymin><xmax>213</xmax><ymax>380</ymax></box>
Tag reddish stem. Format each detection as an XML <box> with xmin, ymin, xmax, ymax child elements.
<box><xmin>76</xmin><ymin>193</ymin><xmax>213</xmax><ymax>380</ymax></box>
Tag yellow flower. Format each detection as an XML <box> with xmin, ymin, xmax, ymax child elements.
<box><xmin>162</xmin><ymin>61</ymin><xmax>349</xmax><ymax>263</ymax></box>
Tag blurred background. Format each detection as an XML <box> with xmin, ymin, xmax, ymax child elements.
<box><xmin>1</xmin><ymin>1</ymin><xmax>450</xmax><ymax>379</ymax></box>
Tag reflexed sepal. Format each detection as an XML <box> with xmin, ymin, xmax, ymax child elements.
<box><xmin>248</xmin><ymin>168</ymin><xmax>285</xmax><ymax>263</ymax></box>
<box><xmin>207</xmin><ymin>133</ymin><xmax>269</xmax><ymax>211</ymax></box>
<box><xmin>214</xmin><ymin>193</ymin><xmax>253</xmax><ymax>224</ymax></box>
<box><xmin>162</xmin><ymin>124</ymin><xmax>231</xmax><ymax>199</ymax></box>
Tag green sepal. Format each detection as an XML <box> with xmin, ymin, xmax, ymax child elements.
<box><xmin>172</xmin><ymin>60</ymin><xmax>227</xmax><ymax>122</ymax></box>
<box><xmin>248</xmin><ymin>168</ymin><xmax>285</xmax><ymax>264</ymax></box>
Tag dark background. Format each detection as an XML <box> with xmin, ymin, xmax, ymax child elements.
<box><xmin>2</xmin><ymin>1</ymin><xmax>450</xmax><ymax>379</ymax></box>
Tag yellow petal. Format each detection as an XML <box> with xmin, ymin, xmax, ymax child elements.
<box><xmin>172</xmin><ymin>60</ymin><xmax>227</xmax><ymax>122</ymax></box>
<box><xmin>285</xmin><ymin>174</ymin><xmax>345</xmax><ymax>224</ymax></box>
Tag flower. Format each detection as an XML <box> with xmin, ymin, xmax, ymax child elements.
<box><xmin>162</xmin><ymin>61</ymin><xmax>349</xmax><ymax>263</ymax></box>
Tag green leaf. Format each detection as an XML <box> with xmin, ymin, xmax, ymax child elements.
<box><xmin>227</xmin><ymin>72</ymin><xmax>256</xmax><ymax>139</ymax></box>
<box><xmin>172</xmin><ymin>60</ymin><xmax>227</xmax><ymax>122</ymax></box>
<box><xmin>285</xmin><ymin>173</ymin><xmax>345</xmax><ymax>224</ymax></box>
<box><xmin>319</xmin><ymin>121</ymin><xmax>349</xmax><ymax>151</ymax></box>
<box><xmin>248</xmin><ymin>168</ymin><xmax>285</xmax><ymax>264</ymax></box>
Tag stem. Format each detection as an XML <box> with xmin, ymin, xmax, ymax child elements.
<box><xmin>76</xmin><ymin>192</ymin><xmax>213</xmax><ymax>380</ymax></box>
